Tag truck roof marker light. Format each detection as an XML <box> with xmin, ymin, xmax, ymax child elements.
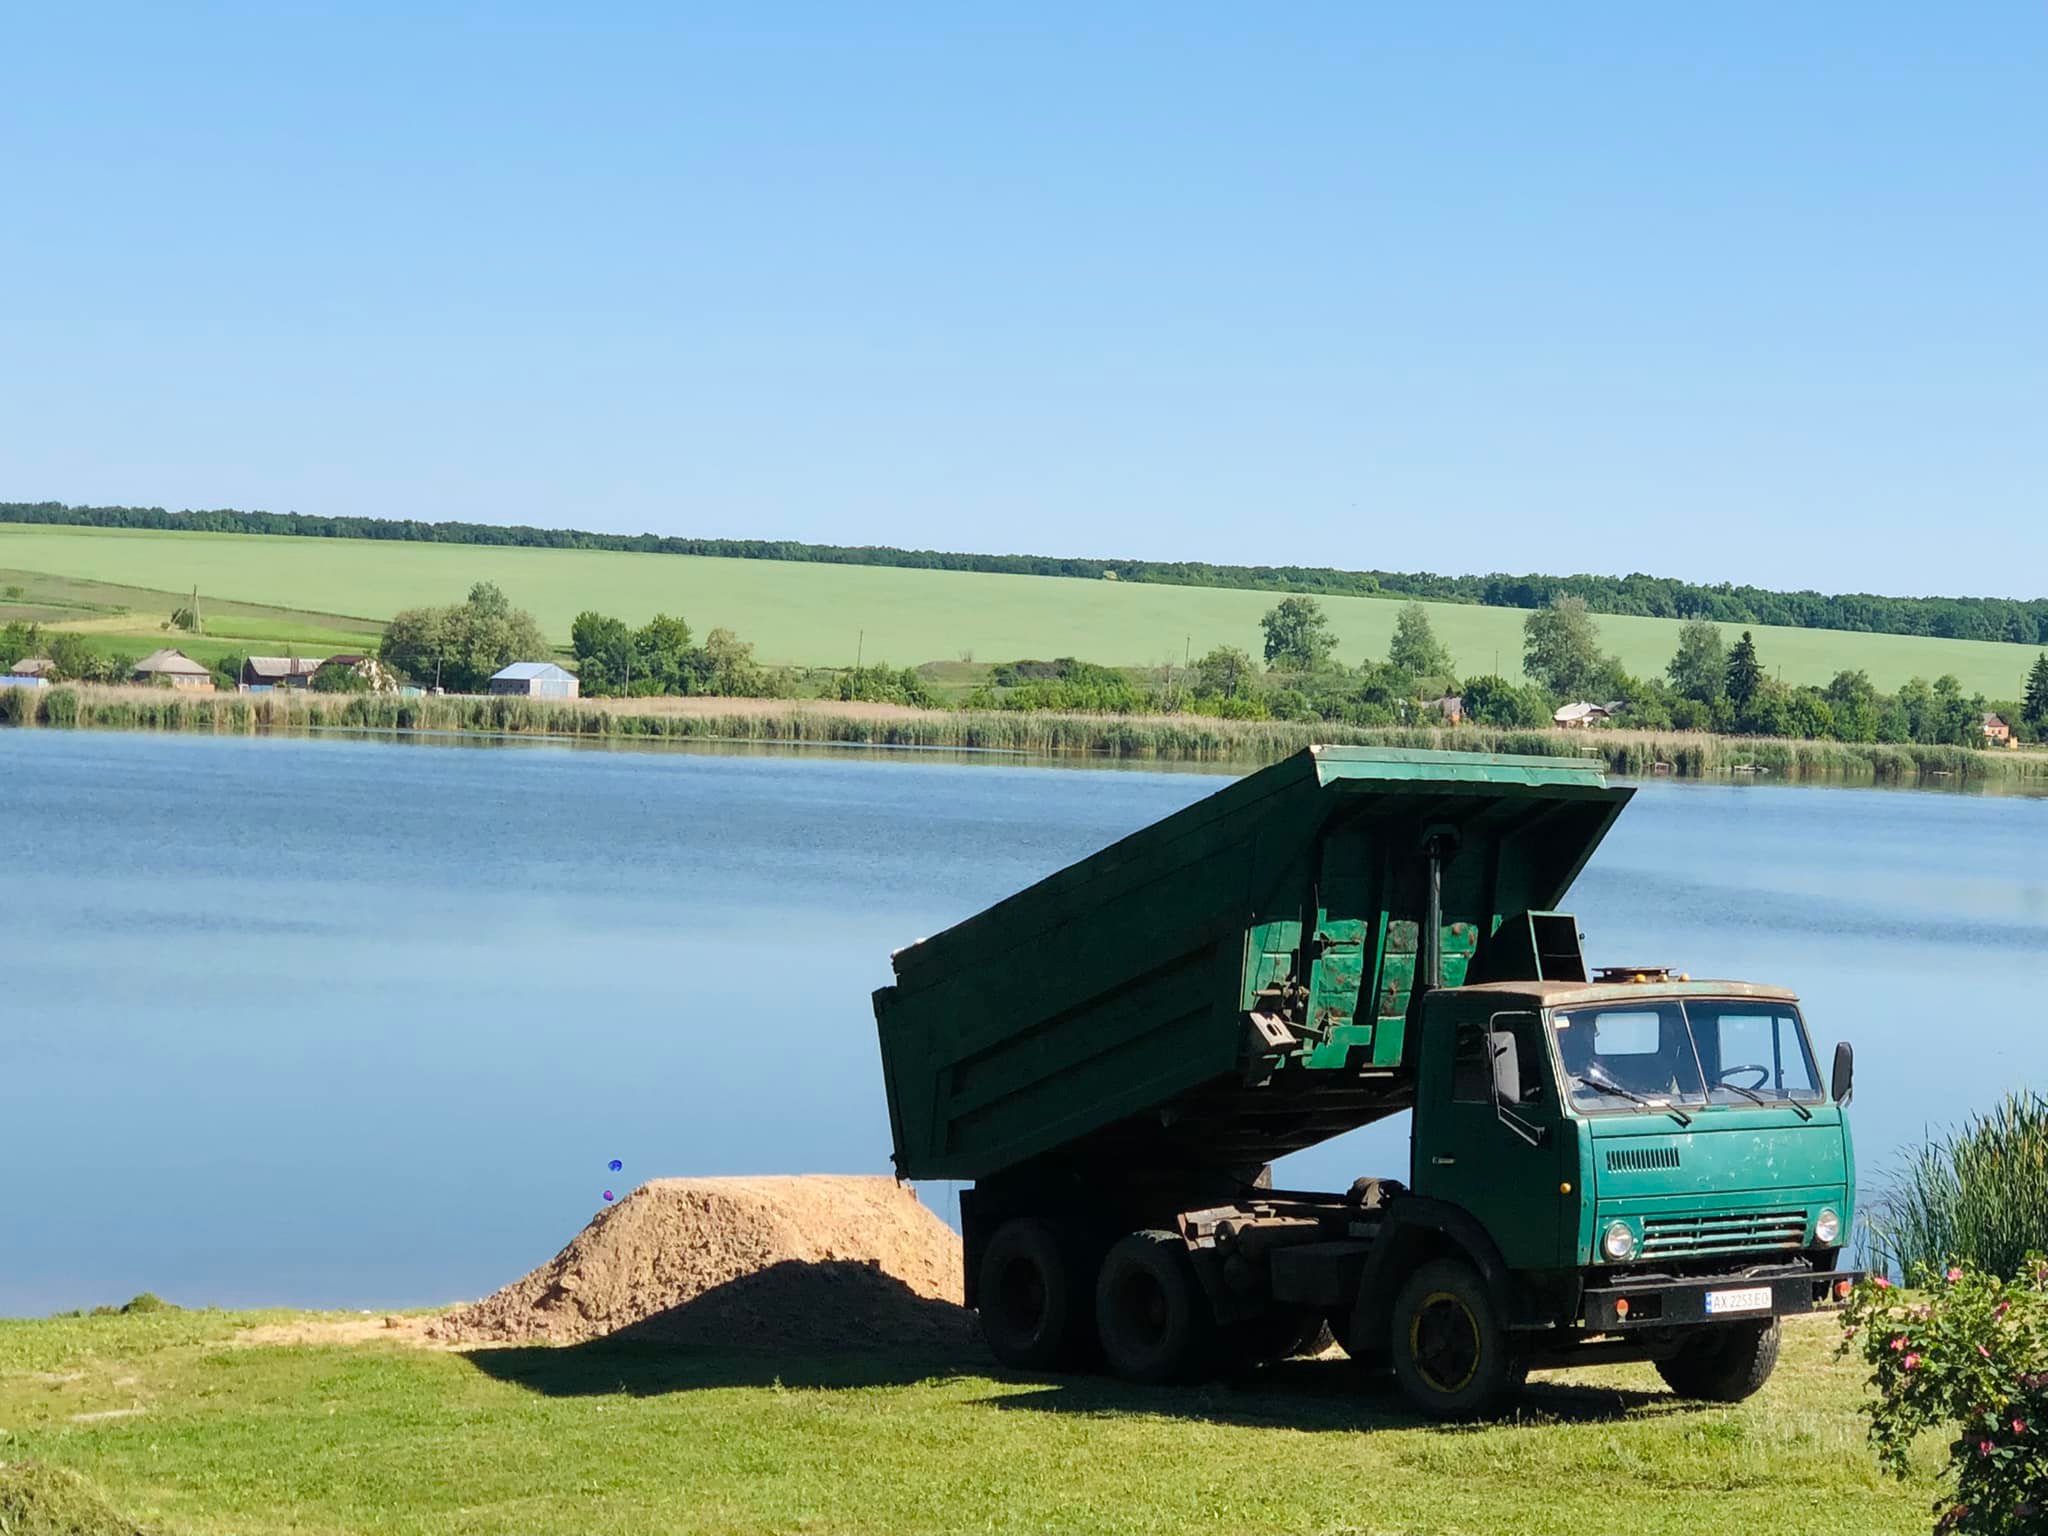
<box><xmin>1837</xmin><ymin>1279</ymin><xmax>1853</xmax><ymax>1300</ymax></box>
<box><xmin>1559</xmin><ymin>1181</ymin><xmax>1572</xmax><ymax>1194</ymax></box>
<box><xmin>1615</xmin><ymin>1298</ymin><xmax>1630</xmax><ymax>1318</ymax></box>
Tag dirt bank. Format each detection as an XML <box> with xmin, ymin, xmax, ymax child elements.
<box><xmin>429</xmin><ymin>1176</ymin><xmax>971</xmax><ymax>1351</ymax></box>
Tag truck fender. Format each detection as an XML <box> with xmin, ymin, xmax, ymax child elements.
<box><xmin>1347</xmin><ymin>1199</ymin><xmax>1516</xmax><ymax>1359</ymax></box>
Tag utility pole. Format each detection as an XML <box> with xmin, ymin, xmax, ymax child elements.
<box><xmin>856</xmin><ymin>629</ymin><xmax>864</xmax><ymax>671</ymax></box>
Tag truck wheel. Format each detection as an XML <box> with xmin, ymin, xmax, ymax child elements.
<box><xmin>1388</xmin><ymin>1257</ymin><xmax>1517</xmax><ymax>1420</ymax></box>
<box><xmin>977</xmin><ymin>1218</ymin><xmax>1082</xmax><ymax>1371</ymax></box>
<box><xmin>1656</xmin><ymin>1319</ymin><xmax>1781</xmax><ymax>1402</ymax></box>
<box><xmin>1096</xmin><ymin>1230</ymin><xmax>1212</xmax><ymax>1385</ymax></box>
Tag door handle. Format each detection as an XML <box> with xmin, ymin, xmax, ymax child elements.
<box><xmin>1431</xmin><ymin>1156</ymin><xmax>1457</xmax><ymax>1166</ymax></box>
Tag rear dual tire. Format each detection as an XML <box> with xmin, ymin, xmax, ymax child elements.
<box><xmin>976</xmin><ymin>1218</ymin><xmax>1092</xmax><ymax>1371</ymax></box>
<box><xmin>1095</xmin><ymin>1230</ymin><xmax>1212</xmax><ymax>1384</ymax></box>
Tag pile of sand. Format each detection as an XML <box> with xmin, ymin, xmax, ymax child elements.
<box><xmin>430</xmin><ymin>1176</ymin><xmax>971</xmax><ymax>1351</ymax></box>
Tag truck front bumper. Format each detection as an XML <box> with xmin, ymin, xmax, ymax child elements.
<box><xmin>1582</xmin><ymin>1266</ymin><xmax>1859</xmax><ymax>1332</ymax></box>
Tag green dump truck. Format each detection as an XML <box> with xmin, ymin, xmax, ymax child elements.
<box><xmin>872</xmin><ymin>746</ymin><xmax>1858</xmax><ymax>1418</ymax></box>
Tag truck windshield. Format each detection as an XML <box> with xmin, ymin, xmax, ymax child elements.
<box><xmin>1552</xmin><ymin>999</ymin><xmax>1822</xmax><ymax>1114</ymax></box>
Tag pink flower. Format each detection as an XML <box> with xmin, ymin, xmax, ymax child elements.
<box><xmin>1904</xmin><ymin>1352</ymin><xmax>1922</xmax><ymax>1370</ymax></box>
<box><xmin>1947</xmin><ymin>1266</ymin><xmax>1964</xmax><ymax>1283</ymax></box>
<box><xmin>1891</xmin><ymin>1336</ymin><xmax>1907</xmax><ymax>1351</ymax></box>
<box><xmin>1996</xmin><ymin>1300</ymin><xmax>2012</xmax><ymax>1318</ymax></box>
<box><xmin>1979</xmin><ymin>1344</ymin><xmax>1993</xmax><ymax>1359</ymax></box>
<box><xmin>1874</xmin><ymin>1275</ymin><xmax>1892</xmax><ymax>1289</ymax></box>
<box><xmin>2014</xmin><ymin>1419</ymin><xmax>2029</xmax><ymax>1435</ymax></box>
<box><xmin>1977</xmin><ymin>1438</ymin><xmax>1993</xmax><ymax>1458</ymax></box>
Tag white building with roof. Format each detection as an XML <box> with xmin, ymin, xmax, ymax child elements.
<box><xmin>488</xmin><ymin>661</ymin><xmax>579</xmax><ymax>700</ymax></box>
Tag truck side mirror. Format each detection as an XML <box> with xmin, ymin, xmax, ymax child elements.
<box><xmin>1491</xmin><ymin>1031</ymin><xmax>1522</xmax><ymax>1107</ymax></box>
<box><xmin>1831</xmin><ymin>1041</ymin><xmax>1854</xmax><ymax>1105</ymax></box>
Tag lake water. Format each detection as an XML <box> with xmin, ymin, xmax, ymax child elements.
<box><xmin>2</xmin><ymin>730</ymin><xmax>2044</xmax><ymax>1315</ymax></box>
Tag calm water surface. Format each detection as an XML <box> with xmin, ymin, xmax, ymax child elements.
<box><xmin>2</xmin><ymin>731</ymin><xmax>2043</xmax><ymax>1314</ymax></box>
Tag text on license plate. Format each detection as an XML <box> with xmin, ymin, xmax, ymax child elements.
<box><xmin>1705</xmin><ymin>1286</ymin><xmax>1773</xmax><ymax>1315</ymax></box>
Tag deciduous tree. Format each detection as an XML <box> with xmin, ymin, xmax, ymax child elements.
<box><xmin>1260</xmin><ymin>596</ymin><xmax>1336</xmax><ymax>671</ymax></box>
<box><xmin>1387</xmin><ymin>603</ymin><xmax>1455</xmax><ymax>682</ymax></box>
<box><xmin>1666</xmin><ymin>618</ymin><xmax>1726</xmax><ymax>704</ymax></box>
<box><xmin>1521</xmin><ymin>597</ymin><xmax>1605</xmax><ymax>700</ymax></box>
<box><xmin>1195</xmin><ymin>644</ymin><xmax>1257</xmax><ymax>699</ymax></box>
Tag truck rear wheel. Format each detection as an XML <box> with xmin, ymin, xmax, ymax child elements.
<box><xmin>1096</xmin><ymin>1230</ymin><xmax>1212</xmax><ymax>1385</ymax></box>
<box><xmin>977</xmin><ymin>1218</ymin><xmax>1084</xmax><ymax>1371</ymax></box>
<box><xmin>1388</xmin><ymin>1257</ymin><xmax>1518</xmax><ymax>1420</ymax></box>
<box><xmin>1656</xmin><ymin>1319</ymin><xmax>1781</xmax><ymax>1402</ymax></box>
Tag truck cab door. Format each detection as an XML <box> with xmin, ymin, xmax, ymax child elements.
<box><xmin>1412</xmin><ymin>1008</ymin><xmax>1568</xmax><ymax>1272</ymax></box>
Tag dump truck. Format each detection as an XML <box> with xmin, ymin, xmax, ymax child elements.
<box><xmin>872</xmin><ymin>747</ymin><xmax>1859</xmax><ymax>1418</ymax></box>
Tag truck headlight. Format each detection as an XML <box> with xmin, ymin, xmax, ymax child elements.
<box><xmin>1815</xmin><ymin>1208</ymin><xmax>1841</xmax><ymax>1245</ymax></box>
<box><xmin>1603</xmin><ymin>1219</ymin><xmax>1638</xmax><ymax>1261</ymax></box>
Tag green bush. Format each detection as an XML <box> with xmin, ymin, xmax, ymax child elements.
<box><xmin>1843</xmin><ymin>1261</ymin><xmax>2048</xmax><ymax>1534</ymax></box>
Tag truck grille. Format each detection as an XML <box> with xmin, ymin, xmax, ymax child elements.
<box><xmin>1606</xmin><ymin>1146</ymin><xmax>1681</xmax><ymax>1172</ymax></box>
<box><xmin>1641</xmin><ymin>1209</ymin><xmax>1807</xmax><ymax>1256</ymax></box>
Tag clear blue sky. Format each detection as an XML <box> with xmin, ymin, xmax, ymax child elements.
<box><xmin>3</xmin><ymin>5</ymin><xmax>2042</xmax><ymax>597</ymax></box>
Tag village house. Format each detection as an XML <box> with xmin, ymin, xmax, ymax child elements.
<box><xmin>1983</xmin><ymin>712</ymin><xmax>2016</xmax><ymax>748</ymax></box>
<box><xmin>240</xmin><ymin>656</ymin><xmax>323</xmax><ymax>690</ymax></box>
<box><xmin>489</xmin><ymin>661</ymin><xmax>579</xmax><ymax>700</ymax></box>
<box><xmin>240</xmin><ymin>656</ymin><xmax>322</xmax><ymax>690</ymax></box>
<box><xmin>132</xmin><ymin>649</ymin><xmax>215</xmax><ymax>690</ymax></box>
<box><xmin>7</xmin><ymin>657</ymin><xmax>55</xmax><ymax>679</ymax></box>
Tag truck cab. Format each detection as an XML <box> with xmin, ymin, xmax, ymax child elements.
<box><xmin>1387</xmin><ymin>977</ymin><xmax>1855</xmax><ymax>1411</ymax></box>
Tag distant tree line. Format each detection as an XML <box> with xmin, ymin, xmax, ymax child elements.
<box><xmin>954</xmin><ymin>595</ymin><xmax>2048</xmax><ymax>749</ymax></box>
<box><xmin>8</xmin><ymin>500</ymin><xmax>2046</xmax><ymax>645</ymax></box>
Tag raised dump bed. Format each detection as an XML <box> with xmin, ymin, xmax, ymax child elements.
<box><xmin>874</xmin><ymin>745</ymin><xmax>1632</xmax><ymax>1184</ymax></box>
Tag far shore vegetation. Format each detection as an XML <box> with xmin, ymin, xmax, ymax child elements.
<box><xmin>7</xmin><ymin>574</ymin><xmax>2048</xmax><ymax>785</ymax></box>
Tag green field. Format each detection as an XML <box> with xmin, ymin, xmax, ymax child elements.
<box><xmin>0</xmin><ymin>1308</ymin><xmax>1930</xmax><ymax>1536</ymax></box>
<box><xmin>0</xmin><ymin>562</ymin><xmax>386</xmax><ymax>666</ymax></box>
<box><xmin>1</xmin><ymin>523</ymin><xmax>2039</xmax><ymax>697</ymax></box>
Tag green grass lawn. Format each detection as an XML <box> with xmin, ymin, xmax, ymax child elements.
<box><xmin>0</xmin><ymin>1309</ymin><xmax>1933</xmax><ymax>1536</ymax></box>
<box><xmin>0</xmin><ymin>524</ymin><xmax>2039</xmax><ymax>697</ymax></box>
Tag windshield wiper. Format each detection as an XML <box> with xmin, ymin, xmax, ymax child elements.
<box><xmin>1716</xmin><ymin>1080</ymin><xmax>1813</xmax><ymax>1120</ymax></box>
<box><xmin>1576</xmin><ymin>1067</ymin><xmax>1693</xmax><ymax>1127</ymax></box>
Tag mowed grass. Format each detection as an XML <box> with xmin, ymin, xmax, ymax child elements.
<box><xmin>0</xmin><ymin>1309</ymin><xmax>1931</xmax><ymax>1536</ymax></box>
<box><xmin>2</xmin><ymin>524</ymin><xmax>2041</xmax><ymax>697</ymax></box>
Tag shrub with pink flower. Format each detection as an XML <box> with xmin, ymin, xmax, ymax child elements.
<box><xmin>1844</xmin><ymin>1258</ymin><xmax>2048</xmax><ymax>1535</ymax></box>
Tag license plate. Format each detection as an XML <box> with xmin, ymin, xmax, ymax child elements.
<box><xmin>1705</xmin><ymin>1286</ymin><xmax>1773</xmax><ymax>1316</ymax></box>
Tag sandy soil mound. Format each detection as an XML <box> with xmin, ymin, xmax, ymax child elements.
<box><xmin>430</xmin><ymin>1176</ymin><xmax>971</xmax><ymax>1351</ymax></box>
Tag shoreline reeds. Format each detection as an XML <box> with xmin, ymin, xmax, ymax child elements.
<box><xmin>3</xmin><ymin>684</ymin><xmax>2045</xmax><ymax>788</ymax></box>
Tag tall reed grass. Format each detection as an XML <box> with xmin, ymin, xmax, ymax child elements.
<box><xmin>4</xmin><ymin>685</ymin><xmax>2045</xmax><ymax>787</ymax></box>
<box><xmin>1871</xmin><ymin>1091</ymin><xmax>2048</xmax><ymax>1280</ymax></box>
